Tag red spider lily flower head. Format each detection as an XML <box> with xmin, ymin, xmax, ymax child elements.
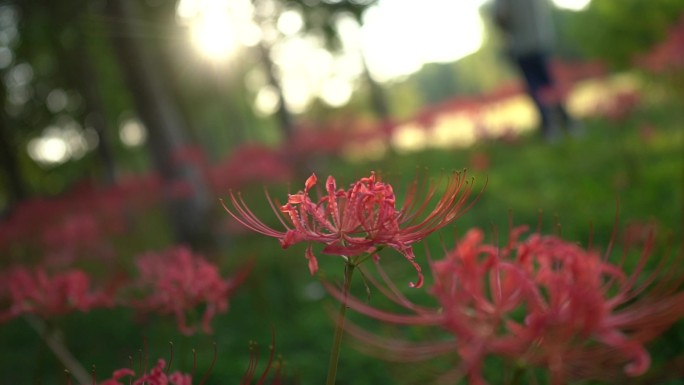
<box><xmin>0</xmin><ymin>266</ymin><xmax>113</xmax><ymax>323</ymax></box>
<box><xmin>98</xmin><ymin>336</ymin><xmax>281</xmax><ymax>385</ymax></box>
<box><xmin>130</xmin><ymin>246</ymin><xmax>250</xmax><ymax>335</ymax></box>
<box><xmin>222</xmin><ymin>170</ymin><xmax>481</xmax><ymax>288</ymax></box>
<box><xmin>99</xmin><ymin>359</ymin><xmax>191</xmax><ymax>385</ymax></box>
<box><xmin>337</xmin><ymin>224</ymin><xmax>684</xmax><ymax>385</ymax></box>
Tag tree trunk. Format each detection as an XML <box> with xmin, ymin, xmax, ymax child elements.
<box><xmin>105</xmin><ymin>0</ymin><xmax>212</xmax><ymax>246</ymax></box>
<box><xmin>75</xmin><ymin>40</ymin><xmax>118</xmax><ymax>186</ymax></box>
<box><xmin>257</xmin><ymin>41</ymin><xmax>295</xmax><ymax>139</ymax></box>
<box><xmin>361</xmin><ymin>55</ymin><xmax>391</xmax><ymax>122</ymax></box>
<box><xmin>0</xmin><ymin>98</ymin><xmax>27</xmax><ymax>205</ymax></box>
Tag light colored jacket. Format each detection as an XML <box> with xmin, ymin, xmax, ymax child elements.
<box><xmin>493</xmin><ymin>0</ymin><xmax>556</xmax><ymax>56</ymax></box>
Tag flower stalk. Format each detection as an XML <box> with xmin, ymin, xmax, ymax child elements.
<box><xmin>24</xmin><ymin>315</ymin><xmax>91</xmax><ymax>385</ymax></box>
<box><xmin>326</xmin><ymin>259</ymin><xmax>356</xmax><ymax>385</ymax></box>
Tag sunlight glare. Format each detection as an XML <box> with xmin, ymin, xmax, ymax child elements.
<box><xmin>119</xmin><ymin>118</ymin><xmax>147</xmax><ymax>147</ymax></box>
<box><xmin>553</xmin><ymin>0</ymin><xmax>591</xmax><ymax>11</ymax></box>
<box><xmin>27</xmin><ymin>128</ymin><xmax>69</xmax><ymax>166</ymax></box>
<box><xmin>254</xmin><ymin>85</ymin><xmax>281</xmax><ymax>116</ymax></box>
<box><xmin>391</xmin><ymin>124</ymin><xmax>427</xmax><ymax>153</ymax></box>
<box><xmin>320</xmin><ymin>77</ymin><xmax>353</xmax><ymax>107</ymax></box>
<box><xmin>190</xmin><ymin>13</ymin><xmax>238</xmax><ymax>60</ymax></box>
<box><xmin>277</xmin><ymin>9</ymin><xmax>304</xmax><ymax>36</ymax></box>
<box><xmin>361</xmin><ymin>0</ymin><xmax>485</xmax><ymax>82</ymax></box>
<box><xmin>26</xmin><ymin>123</ymin><xmax>95</xmax><ymax>166</ymax></box>
<box><xmin>177</xmin><ymin>0</ymin><xmax>260</xmax><ymax>60</ymax></box>
<box><xmin>31</xmin><ymin>137</ymin><xmax>67</xmax><ymax>163</ymax></box>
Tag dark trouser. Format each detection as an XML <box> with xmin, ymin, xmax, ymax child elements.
<box><xmin>513</xmin><ymin>52</ymin><xmax>569</xmax><ymax>134</ymax></box>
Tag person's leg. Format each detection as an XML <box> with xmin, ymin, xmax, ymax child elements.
<box><xmin>514</xmin><ymin>53</ymin><xmax>558</xmax><ymax>138</ymax></box>
<box><xmin>527</xmin><ymin>55</ymin><xmax>578</xmax><ymax>131</ymax></box>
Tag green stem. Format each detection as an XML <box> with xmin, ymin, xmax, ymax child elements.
<box><xmin>509</xmin><ymin>363</ymin><xmax>525</xmax><ymax>385</ymax></box>
<box><xmin>24</xmin><ymin>314</ymin><xmax>91</xmax><ymax>385</ymax></box>
<box><xmin>325</xmin><ymin>261</ymin><xmax>355</xmax><ymax>385</ymax></box>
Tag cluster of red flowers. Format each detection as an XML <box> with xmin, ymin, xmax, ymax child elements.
<box><xmin>0</xmin><ymin>174</ymin><xmax>161</xmax><ymax>265</ymax></box>
<box><xmin>635</xmin><ymin>13</ymin><xmax>684</xmax><ymax>73</ymax></box>
<box><xmin>0</xmin><ymin>163</ymin><xmax>256</xmax><ymax>336</ymax></box>
<box><xmin>99</xmin><ymin>359</ymin><xmax>192</xmax><ymax>385</ymax></box>
<box><xmin>0</xmin><ymin>266</ymin><xmax>114</xmax><ymax>322</ymax></box>
<box><xmin>0</xmin><ymin>247</ymin><xmax>247</xmax><ymax>338</ymax></box>
<box><xmin>97</xmin><ymin>338</ymin><xmax>280</xmax><ymax>385</ymax></box>
<box><xmin>336</xmin><ymin>225</ymin><xmax>684</xmax><ymax>385</ymax></box>
<box><xmin>130</xmin><ymin>247</ymin><xmax>249</xmax><ymax>335</ymax></box>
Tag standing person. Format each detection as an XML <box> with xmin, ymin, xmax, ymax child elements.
<box><xmin>493</xmin><ymin>0</ymin><xmax>580</xmax><ymax>142</ymax></box>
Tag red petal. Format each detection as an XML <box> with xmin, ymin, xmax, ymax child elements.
<box><xmin>306</xmin><ymin>245</ymin><xmax>319</xmax><ymax>276</ymax></box>
<box><xmin>305</xmin><ymin>173</ymin><xmax>317</xmax><ymax>192</ymax></box>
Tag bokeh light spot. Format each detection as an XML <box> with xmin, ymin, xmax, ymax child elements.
<box><xmin>119</xmin><ymin>118</ymin><xmax>147</xmax><ymax>147</ymax></box>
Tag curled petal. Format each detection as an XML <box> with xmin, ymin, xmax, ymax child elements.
<box><xmin>306</xmin><ymin>245</ymin><xmax>319</xmax><ymax>276</ymax></box>
<box><xmin>304</xmin><ymin>173</ymin><xmax>317</xmax><ymax>192</ymax></box>
<box><xmin>598</xmin><ymin>330</ymin><xmax>651</xmax><ymax>376</ymax></box>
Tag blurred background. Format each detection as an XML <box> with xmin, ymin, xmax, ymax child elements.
<box><xmin>0</xmin><ymin>0</ymin><xmax>683</xmax><ymax>384</ymax></box>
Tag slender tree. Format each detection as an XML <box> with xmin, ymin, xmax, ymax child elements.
<box><xmin>294</xmin><ymin>0</ymin><xmax>390</xmax><ymax>121</ymax></box>
<box><xmin>40</xmin><ymin>0</ymin><xmax>118</xmax><ymax>185</ymax></box>
<box><xmin>0</xmin><ymin>87</ymin><xmax>27</xmax><ymax>205</ymax></box>
<box><xmin>104</xmin><ymin>0</ymin><xmax>212</xmax><ymax>246</ymax></box>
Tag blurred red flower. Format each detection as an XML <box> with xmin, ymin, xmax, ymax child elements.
<box><xmin>99</xmin><ymin>359</ymin><xmax>191</xmax><ymax>385</ymax></box>
<box><xmin>0</xmin><ymin>266</ymin><xmax>113</xmax><ymax>322</ymax></box>
<box><xmin>337</xmin><ymin>225</ymin><xmax>684</xmax><ymax>384</ymax></box>
<box><xmin>98</xmin><ymin>337</ymin><xmax>281</xmax><ymax>385</ymax></box>
<box><xmin>130</xmin><ymin>247</ymin><xmax>250</xmax><ymax>335</ymax></box>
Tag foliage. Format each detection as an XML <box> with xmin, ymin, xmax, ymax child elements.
<box><xmin>566</xmin><ymin>0</ymin><xmax>684</xmax><ymax>68</ymax></box>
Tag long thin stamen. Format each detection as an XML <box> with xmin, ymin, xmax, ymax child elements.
<box><xmin>165</xmin><ymin>342</ymin><xmax>173</xmax><ymax>374</ymax></box>
<box><xmin>240</xmin><ymin>342</ymin><xmax>258</xmax><ymax>385</ymax></box>
<box><xmin>191</xmin><ymin>348</ymin><xmax>197</xmax><ymax>379</ymax></box>
<box><xmin>197</xmin><ymin>343</ymin><xmax>217</xmax><ymax>385</ymax></box>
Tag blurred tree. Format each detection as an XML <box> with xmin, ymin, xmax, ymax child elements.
<box><xmin>105</xmin><ymin>0</ymin><xmax>212</xmax><ymax>246</ymax></box>
<box><xmin>247</xmin><ymin>0</ymin><xmax>302</xmax><ymax>140</ymax></box>
<box><xmin>292</xmin><ymin>0</ymin><xmax>389</xmax><ymax>121</ymax></box>
<box><xmin>568</xmin><ymin>0</ymin><xmax>684</xmax><ymax>68</ymax></box>
<box><xmin>0</xmin><ymin>87</ymin><xmax>26</xmax><ymax>205</ymax></box>
<box><xmin>254</xmin><ymin>26</ymin><xmax>295</xmax><ymax>139</ymax></box>
<box><xmin>2</xmin><ymin>1</ymin><xmax>89</xmax><ymax>199</ymax></box>
<box><xmin>229</xmin><ymin>0</ymin><xmax>381</xmax><ymax>141</ymax></box>
<box><xmin>39</xmin><ymin>0</ymin><xmax>118</xmax><ymax>185</ymax></box>
<box><xmin>0</xmin><ymin>3</ymin><xmax>26</xmax><ymax>206</ymax></box>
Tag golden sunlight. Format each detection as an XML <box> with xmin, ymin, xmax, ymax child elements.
<box><xmin>552</xmin><ymin>0</ymin><xmax>591</xmax><ymax>11</ymax></box>
<box><xmin>177</xmin><ymin>0</ymin><xmax>256</xmax><ymax>61</ymax></box>
<box><xmin>360</xmin><ymin>1</ymin><xmax>485</xmax><ymax>82</ymax></box>
<box><xmin>189</xmin><ymin>12</ymin><xmax>238</xmax><ymax>60</ymax></box>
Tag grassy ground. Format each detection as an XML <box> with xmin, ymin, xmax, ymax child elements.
<box><xmin>1</xmin><ymin>78</ymin><xmax>682</xmax><ymax>384</ymax></box>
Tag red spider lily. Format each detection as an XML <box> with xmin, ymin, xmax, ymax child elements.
<box><xmin>635</xmin><ymin>13</ymin><xmax>684</xmax><ymax>73</ymax></box>
<box><xmin>209</xmin><ymin>144</ymin><xmax>293</xmax><ymax>195</ymax></box>
<box><xmin>97</xmin><ymin>338</ymin><xmax>281</xmax><ymax>385</ymax></box>
<box><xmin>98</xmin><ymin>359</ymin><xmax>191</xmax><ymax>385</ymax></box>
<box><xmin>334</xmin><ymin>225</ymin><xmax>684</xmax><ymax>385</ymax></box>
<box><xmin>222</xmin><ymin>171</ymin><xmax>480</xmax><ymax>288</ymax></box>
<box><xmin>129</xmin><ymin>247</ymin><xmax>250</xmax><ymax>335</ymax></box>
<box><xmin>0</xmin><ymin>266</ymin><xmax>114</xmax><ymax>323</ymax></box>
